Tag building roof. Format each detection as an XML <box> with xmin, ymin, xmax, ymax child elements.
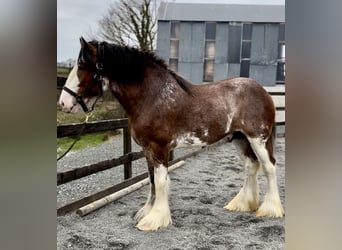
<box><xmin>158</xmin><ymin>2</ymin><xmax>285</xmax><ymax>23</ymax></box>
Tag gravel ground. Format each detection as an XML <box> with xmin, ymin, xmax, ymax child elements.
<box><xmin>57</xmin><ymin>135</ymin><xmax>285</xmax><ymax>250</ymax></box>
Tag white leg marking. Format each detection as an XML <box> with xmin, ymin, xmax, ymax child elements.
<box><xmin>134</xmin><ymin>183</ymin><xmax>154</xmax><ymax>223</ymax></box>
<box><xmin>248</xmin><ymin>137</ymin><xmax>284</xmax><ymax>217</ymax></box>
<box><xmin>225</xmin><ymin>158</ymin><xmax>260</xmax><ymax>211</ymax></box>
<box><xmin>136</xmin><ymin>165</ymin><xmax>172</xmax><ymax>231</ymax></box>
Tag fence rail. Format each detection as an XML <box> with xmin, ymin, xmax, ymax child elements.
<box><xmin>57</xmin><ymin>151</ymin><xmax>144</xmax><ymax>185</ymax></box>
<box><xmin>57</xmin><ymin>118</ymin><xmax>128</xmax><ymax>138</ymax></box>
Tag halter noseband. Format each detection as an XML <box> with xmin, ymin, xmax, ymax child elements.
<box><xmin>63</xmin><ymin>43</ymin><xmax>105</xmax><ymax>113</ymax></box>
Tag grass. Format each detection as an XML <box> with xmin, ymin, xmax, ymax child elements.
<box><xmin>57</xmin><ymin>130</ymin><xmax>120</xmax><ymax>159</ymax></box>
<box><xmin>57</xmin><ymin>66</ymin><xmax>71</xmax><ymax>78</ymax></box>
<box><xmin>57</xmin><ymin>92</ymin><xmax>126</xmax><ymax>158</ymax></box>
<box><xmin>57</xmin><ymin>133</ymin><xmax>104</xmax><ymax>158</ymax></box>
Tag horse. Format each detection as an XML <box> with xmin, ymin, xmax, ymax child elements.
<box><xmin>59</xmin><ymin>37</ymin><xmax>284</xmax><ymax>231</ymax></box>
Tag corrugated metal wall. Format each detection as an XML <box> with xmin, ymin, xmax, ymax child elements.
<box><xmin>156</xmin><ymin>21</ymin><xmax>284</xmax><ymax>86</ymax></box>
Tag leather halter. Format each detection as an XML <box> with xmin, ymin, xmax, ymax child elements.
<box><xmin>63</xmin><ymin>43</ymin><xmax>105</xmax><ymax>113</ymax></box>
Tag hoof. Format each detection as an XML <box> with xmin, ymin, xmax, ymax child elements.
<box><xmin>224</xmin><ymin>193</ymin><xmax>259</xmax><ymax>212</ymax></box>
<box><xmin>134</xmin><ymin>204</ymin><xmax>152</xmax><ymax>223</ymax></box>
<box><xmin>136</xmin><ymin>223</ymin><xmax>155</xmax><ymax>232</ymax></box>
<box><xmin>255</xmin><ymin>199</ymin><xmax>284</xmax><ymax>217</ymax></box>
<box><xmin>135</xmin><ymin>208</ymin><xmax>171</xmax><ymax>232</ymax></box>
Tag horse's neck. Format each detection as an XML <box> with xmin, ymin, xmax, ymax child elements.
<box><xmin>109</xmin><ymin>66</ymin><xmax>178</xmax><ymax>117</ymax></box>
<box><xmin>109</xmin><ymin>82</ymin><xmax>142</xmax><ymax>116</ymax></box>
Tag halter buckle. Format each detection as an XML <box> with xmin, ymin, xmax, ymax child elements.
<box><xmin>96</xmin><ymin>62</ymin><xmax>103</xmax><ymax>70</ymax></box>
<box><xmin>94</xmin><ymin>74</ymin><xmax>103</xmax><ymax>81</ymax></box>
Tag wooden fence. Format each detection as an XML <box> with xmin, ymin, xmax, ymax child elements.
<box><xmin>57</xmin><ymin>118</ymin><xmax>210</xmax><ymax>215</ymax></box>
<box><xmin>57</xmin><ymin>86</ymin><xmax>285</xmax><ymax>216</ymax></box>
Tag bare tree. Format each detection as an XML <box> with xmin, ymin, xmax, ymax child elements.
<box><xmin>98</xmin><ymin>0</ymin><xmax>158</xmax><ymax>51</ymax></box>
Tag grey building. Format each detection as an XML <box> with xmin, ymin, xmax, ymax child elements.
<box><xmin>156</xmin><ymin>1</ymin><xmax>285</xmax><ymax>86</ymax></box>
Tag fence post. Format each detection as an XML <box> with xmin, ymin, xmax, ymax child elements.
<box><xmin>123</xmin><ymin>127</ymin><xmax>132</xmax><ymax>179</ymax></box>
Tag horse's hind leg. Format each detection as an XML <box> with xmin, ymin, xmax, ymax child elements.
<box><xmin>225</xmin><ymin>138</ymin><xmax>260</xmax><ymax>212</ymax></box>
<box><xmin>248</xmin><ymin>137</ymin><xmax>284</xmax><ymax>217</ymax></box>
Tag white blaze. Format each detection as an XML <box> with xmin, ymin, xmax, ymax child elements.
<box><xmin>58</xmin><ymin>64</ymin><xmax>79</xmax><ymax>112</ymax></box>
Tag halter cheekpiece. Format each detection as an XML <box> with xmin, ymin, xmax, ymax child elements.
<box><xmin>63</xmin><ymin>42</ymin><xmax>105</xmax><ymax>113</ymax></box>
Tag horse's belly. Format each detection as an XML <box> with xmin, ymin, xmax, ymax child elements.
<box><xmin>172</xmin><ymin>132</ymin><xmax>208</xmax><ymax>148</ymax></box>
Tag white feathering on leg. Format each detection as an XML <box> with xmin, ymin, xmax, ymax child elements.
<box><xmin>225</xmin><ymin>158</ymin><xmax>260</xmax><ymax>212</ymax></box>
<box><xmin>248</xmin><ymin>137</ymin><xmax>284</xmax><ymax>217</ymax></box>
<box><xmin>134</xmin><ymin>184</ymin><xmax>154</xmax><ymax>223</ymax></box>
<box><xmin>136</xmin><ymin>165</ymin><xmax>172</xmax><ymax>231</ymax></box>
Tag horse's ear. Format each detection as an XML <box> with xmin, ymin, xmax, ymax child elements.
<box><xmin>80</xmin><ymin>37</ymin><xmax>87</xmax><ymax>48</ymax></box>
<box><xmin>79</xmin><ymin>36</ymin><xmax>96</xmax><ymax>55</ymax></box>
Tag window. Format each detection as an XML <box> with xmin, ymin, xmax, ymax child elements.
<box><xmin>278</xmin><ymin>23</ymin><xmax>285</xmax><ymax>42</ymax></box>
<box><xmin>169</xmin><ymin>21</ymin><xmax>180</xmax><ymax>71</ymax></box>
<box><xmin>170</xmin><ymin>40</ymin><xmax>179</xmax><ymax>58</ymax></box>
<box><xmin>171</xmin><ymin>21</ymin><xmax>180</xmax><ymax>39</ymax></box>
<box><xmin>240</xmin><ymin>23</ymin><xmax>252</xmax><ymax>77</ymax></box>
<box><xmin>240</xmin><ymin>60</ymin><xmax>250</xmax><ymax>77</ymax></box>
<box><xmin>242</xmin><ymin>23</ymin><xmax>252</xmax><ymax>40</ymax></box>
<box><xmin>228</xmin><ymin>22</ymin><xmax>242</xmax><ymax>63</ymax></box>
<box><xmin>205</xmin><ymin>41</ymin><xmax>215</xmax><ymax>58</ymax></box>
<box><xmin>205</xmin><ymin>22</ymin><xmax>216</xmax><ymax>40</ymax></box>
<box><xmin>276</xmin><ymin>23</ymin><xmax>285</xmax><ymax>84</ymax></box>
<box><xmin>169</xmin><ymin>58</ymin><xmax>178</xmax><ymax>72</ymax></box>
<box><xmin>203</xmin><ymin>22</ymin><xmax>216</xmax><ymax>82</ymax></box>
<box><xmin>241</xmin><ymin>42</ymin><xmax>251</xmax><ymax>59</ymax></box>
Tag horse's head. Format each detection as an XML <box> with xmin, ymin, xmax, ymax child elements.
<box><xmin>59</xmin><ymin>37</ymin><xmax>106</xmax><ymax>113</ymax></box>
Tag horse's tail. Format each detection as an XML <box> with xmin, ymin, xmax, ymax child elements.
<box><xmin>271</xmin><ymin>121</ymin><xmax>276</xmax><ymax>152</ymax></box>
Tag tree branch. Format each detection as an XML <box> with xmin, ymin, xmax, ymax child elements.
<box><xmin>97</xmin><ymin>0</ymin><xmax>158</xmax><ymax>50</ymax></box>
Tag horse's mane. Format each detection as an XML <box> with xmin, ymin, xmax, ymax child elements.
<box><xmin>88</xmin><ymin>41</ymin><xmax>192</xmax><ymax>95</ymax></box>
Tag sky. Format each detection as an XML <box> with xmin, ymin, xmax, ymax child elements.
<box><xmin>57</xmin><ymin>0</ymin><xmax>284</xmax><ymax>62</ymax></box>
<box><xmin>57</xmin><ymin>0</ymin><xmax>112</xmax><ymax>62</ymax></box>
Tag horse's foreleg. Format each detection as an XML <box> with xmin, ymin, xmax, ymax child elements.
<box><xmin>136</xmin><ymin>164</ymin><xmax>172</xmax><ymax>231</ymax></box>
<box><xmin>134</xmin><ymin>175</ymin><xmax>155</xmax><ymax>223</ymax></box>
<box><xmin>248</xmin><ymin>137</ymin><xmax>284</xmax><ymax>217</ymax></box>
<box><xmin>136</xmin><ymin>149</ymin><xmax>172</xmax><ymax>231</ymax></box>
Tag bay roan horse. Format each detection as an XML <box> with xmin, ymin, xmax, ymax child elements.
<box><xmin>59</xmin><ymin>37</ymin><xmax>284</xmax><ymax>231</ymax></box>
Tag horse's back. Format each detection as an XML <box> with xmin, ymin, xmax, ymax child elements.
<box><xmin>174</xmin><ymin>77</ymin><xmax>274</xmax><ymax>142</ymax></box>
<box><xmin>194</xmin><ymin>77</ymin><xmax>275</xmax><ymax>138</ymax></box>
<box><xmin>219</xmin><ymin>77</ymin><xmax>274</xmax><ymax>110</ymax></box>
<box><xmin>220</xmin><ymin>77</ymin><xmax>275</xmax><ymax>138</ymax></box>
<box><xmin>194</xmin><ymin>77</ymin><xmax>274</xmax><ymax>112</ymax></box>
<box><xmin>218</xmin><ymin>77</ymin><xmax>271</xmax><ymax>97</ymax></box>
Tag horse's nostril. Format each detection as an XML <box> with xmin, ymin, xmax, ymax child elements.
<box><xmin>61</xmin><ymin>101</ymin><xmax>64</xmax><ymax>107</ymax></box>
